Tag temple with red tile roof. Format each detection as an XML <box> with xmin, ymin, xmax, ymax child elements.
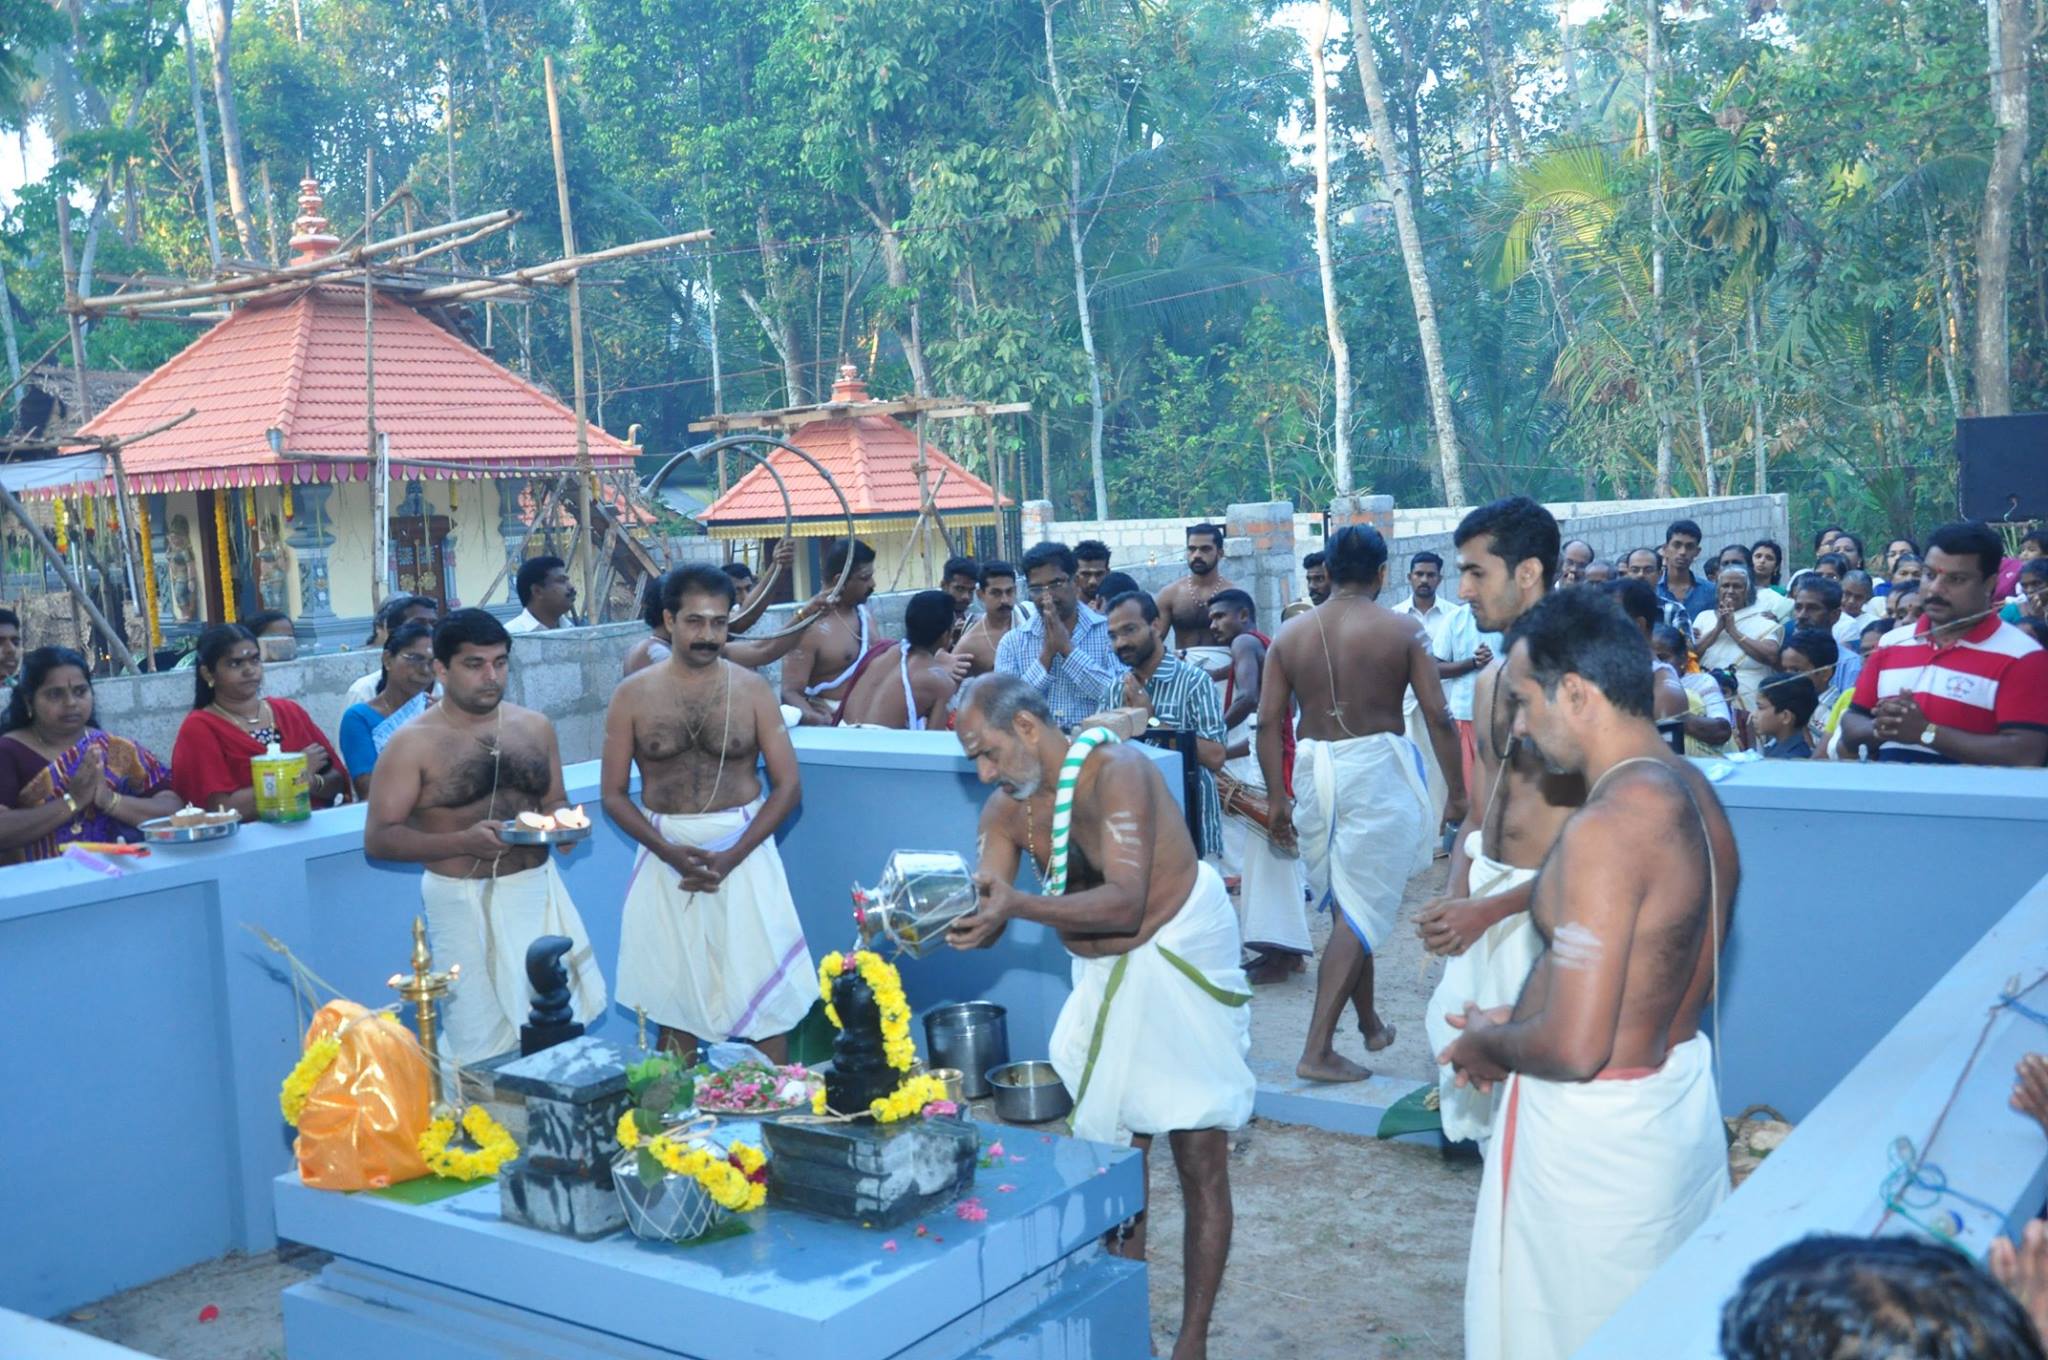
<box><xmin>17</xmin><ymin>180</ymin><xmax>640</xmax><ymax>639</ymax></box>
<box><xmin>696</xmin><ymin>364</ymin><xmax>1011</xmax><ymax>596</ymax></box>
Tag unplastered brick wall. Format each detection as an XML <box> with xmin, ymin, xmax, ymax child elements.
<box><xmin>1023</xmin><ymin>512</ymin><xmax>1327</xmax><ymax>575</ymax></box>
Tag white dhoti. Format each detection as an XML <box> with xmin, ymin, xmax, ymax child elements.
<box><xmin>1180</xmin><ymin>644</ymin><xmax>1233</xmax><ymax>681</ymax></box>
<box><xmin>615</xmin><ymin>801</ymin><xmax>815</xmax><ymax>1043</ymax></box>
<box><xmin>1049</xmin><ymin>863</ymin><xmax>1255</xmax><ymax>1144</ymax></box>
<box><xmin>1425</xmin><ymin>832</ymin><xmax>1542</xmax><ymax>1145</ymax></box>
<box><xmin>1220</xmin><ymin>721</ymin><xmax>1310</xmax><ymax>957</ymax></box>
<box><xmin>1403</xmin><ymin>701</ymin><xmax>1450</xmax><ymax>832</ymax></box>
<box><xmin>420</xmin><ymin>858</ymin><xmax>608</xmax><ymax>1066</ymax></box>
<box><xmin>1464</xmin><ymin>1034</ymin><xmax>1729</xmax><ymax>1360</ymax></box>
<box><xmin>1293</xmin><ymin>732</ymin><xmax>1433</xmax><ymax>951</ymax></box>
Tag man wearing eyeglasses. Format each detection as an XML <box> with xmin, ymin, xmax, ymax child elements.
<box><xmin>994</xmin><ymin>541</ymin><xmax>1122</xmax><ymax>731</ymax></box>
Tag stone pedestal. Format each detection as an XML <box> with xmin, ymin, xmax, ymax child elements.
<box><xmin>763</xmin><ymin>1115</ymin><xmax>978</xmax><ymax>1228</ymax></box>
<box><xmin>489</xmin><ymin>1035</ymin><xmax>631</xmax><ymax>1240</ymax></box>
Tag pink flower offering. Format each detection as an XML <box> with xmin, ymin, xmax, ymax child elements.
<box><xmin>1008</xmin><ymin>1155</ymin><xmax>1026</xmax><ymax>1164</ymax></box>
<box><xmin>922</xmin><ymin>1099</ymin><xmax>959</xmax><ymax>1118</ymax></box>
<box><xmin>997</xmin><ymin>1183</ymin><xmax>1017</xmax><ymax>1193</ymax></box>
<box><xmin>955</xmin><ymin>1198</ymin><xmax>988</xmax><ymax>1223</ymax></box>
<box><xmin>882</xmin><ymin>1240</ymin><xmax>898</xmax><ymax>1252</ymax></box>
<box><xmin>984</xmin><ymin>1140</ymin><xmax>1005</xmax><ymax>1160</ymax></box>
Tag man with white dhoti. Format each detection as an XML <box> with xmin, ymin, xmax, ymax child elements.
<box><xmin>1418</xmin><ymin>497</ymin><xmax>1575</xmax><ymax>1146</ymax></box>
<box><xmin>1261</xmin><ymin>525</ymin><xmax>1466</xmax><ymax>1083</ymax></box>
<box><xmin>604</xmin><ymin>566</ymin><xmax>813</xmax><ymax>1064</ymax></box>
<box><xmin>1440</xmin><ymin>589</ymin><xmax>1737</xmax><ymax>1360</ymax></box>
<box><xmin>950</xmin><ymin>673</ymin><xmax>1252</xmax><ymax>1360</ymax></box>
<box><xmin>366</xmin><ymin>609</ymin><xmax>607</xmax><ymax>1066</ymax></box>
<box><xmin>1207</xmin><ymin>589</ymin><xmax>1310</xmax><ymax>984</ymax></box>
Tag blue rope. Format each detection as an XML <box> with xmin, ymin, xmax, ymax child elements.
<box><xmin>1884</xmin><ymin>1137</ymin><xmax>2012</xmax><ymax>1227</ymax></box>
<box><xmin>1997</xmin><ymin>992</ymin><xmax>2048</xmax><ymax>1029</ymax></box>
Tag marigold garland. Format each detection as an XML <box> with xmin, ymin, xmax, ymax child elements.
<box><xmin>52</xmin><ymin>497</ymin><xmax>67</xmax><ymax>554</ymax></box>
<box><xmin>871</xmin><ymin>1073</ymin><xmax>951</xmax><ymax>1125</ymax></box>
<box><xmin>213</xmin><ymin>492</ymin><xmax>237</xmax><ymax>623</ymax></box>
<box><xmin>278</xmin><ymin>1036</ymin><xmax>340</xmax><ymax>1126</ymax></box>
<box><xmin>418</xmin><ymin>1104</ymin><xmax>519</xmax><ymax>1181</ymax></box>
<box><xmin>136</xmin><ymin>497</ymin><xmax>163</xmax><ymax>649</ymax></box>
<box><xmin>817</xmin><ymin>950</ymin><xmax>915</xmax><ymax>1072</ymax></box>
<box><xmin>645</xmin><ymin>1135</ymin><xmax>768</xmax><ymax>1214</ymax></box>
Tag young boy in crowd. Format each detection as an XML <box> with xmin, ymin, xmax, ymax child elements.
<box><xmin>1753</xmin><ymin>672</ymin><xmax>1819</xmax><ymax>759</ymax></box>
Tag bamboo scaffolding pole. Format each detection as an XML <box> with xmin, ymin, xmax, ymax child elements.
<box><xmin>366</xmin><ymin>144</ymin><xmax>386</xmax><ymax>611</ymax></box>
<box><xmin>408</xmin><ymin>229</ymin><xmax>712</xmax><ymax>302</ymax></box>
<box><xmin>73</xmin><ymin>208</ymin><xmax>519</xmax><ymax>312</ymax></box>
<box><xmin>0</xmin><ymin>335</ymin><xmax>69</xmax><ymax>412</ymax></box>
<box><xmin>55</xmin><ymin>190</ymin><xmax>149</xmax><ymax>668</ymax></box>
<box><xmin>473</xmin><ymin>475</ymin><xmax>570</xmax><ymax>606</ymax></box>
<box><xmin>0</xmin><ymin>479</ymin><xmax>139</xmax><ymax>673</ymax></box>
<box><xmin>544</xmin><ymin>54</ymin><xmax>596</xmax><ymax>613</ymax></box>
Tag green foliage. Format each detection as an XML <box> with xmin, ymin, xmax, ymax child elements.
<box><xmin>0</xmin><ymin>0</ymin><xmax>2034</xmax><ymax>530</ymax></box>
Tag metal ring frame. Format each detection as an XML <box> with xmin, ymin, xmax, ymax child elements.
<box><xmin>641</xmin><ymin>433</ymin><xmax>858</xmax><ymax>642</ymax></box>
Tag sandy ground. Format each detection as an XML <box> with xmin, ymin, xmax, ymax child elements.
<box><xmin>63</xmin><ymin>861</ymin><xmax>1479</xmax><ymax>1360</ymax></box>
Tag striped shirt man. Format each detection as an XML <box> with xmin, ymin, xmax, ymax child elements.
<box><xmin>1848</xmin><ymin>615</ymin><xmax>2048</xmax><ymax>763</ymax></box>
<box><xmin>1102</xmin><ymin>653</ymin><xmax>1225</xmax><ymax>855</ymax></box>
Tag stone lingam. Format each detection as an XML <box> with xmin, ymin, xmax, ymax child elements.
<box><xmin>763</xmin><ymin>949</ymin><xmax>978</xmax><ymax>1228</ymax></box>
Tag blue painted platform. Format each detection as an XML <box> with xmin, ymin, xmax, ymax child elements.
<box><xmin>274</xmin><ymin>1121</ymin><xmax>1148</xmax><ymax>1359</ymax></box>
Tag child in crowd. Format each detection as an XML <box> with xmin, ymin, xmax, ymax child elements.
<box><xmin>2001</xmin><ymin>558</ymin><xmax>2048</xmax><ymax>624</ymax></box>
<box><xmin>1753</xmin><ymin>672</ymin><xmax>1818</xmax><ymax>759</ymax></box>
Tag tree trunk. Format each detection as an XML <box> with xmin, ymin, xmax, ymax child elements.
<box><xmin>1746</xmin><ymin>293</ymin><xmax>1769</xmax><ymax>494</ymax></box>
<box><xmin>1042</xmin><ymin>0</ymin><xmax>1108</xmax><ymax>518</ymax></box>
<box><xmin>1308</xmin><ymin>3</ymin><xmax>1354</xmax><ymax>496</ymax></box>
<box><xmin>1040</xmin><ymin>412</ymin><xmax>1052</xmax><ymax>507</ymax></box>
<box><xmin>751</xmin><ymin>205</ymin><xmax>805</xmax><ymax>404</ymax></box>
<box><xmin>207</xmin><ymin>0</ymin><xmax>259</xmax><ymax>259</ymax></box>
<box><xmin>1558</xmin><ymin>0</ymin><xmax>1587</xmax><ymax>132</ymax></box>
<box><xmin>1687</xmin><ymin>331</ymin><xmax>1715</xmax><ymax>495</ymax></box>
<box><xmin>1482</xmin><ymin>0</ymin><xmax>1578</xmax><ymax>341</ymax></box>
<box><xmin>1349</xmin><ymin>0</ymin><xmax>1465</xmax><ymax>505</ymax></box>
<box><xmin>181</xmin><ymin>13</ymin><xmax>223</xmax><ymax>270</ymax></box>
<box><xmin>1644</xmin><ymin>0</ymin><xmax>1675</xmax><ymax>495</ymax></box>
<box><xmin>1920</xmin><ymin>205</ymin><xmax>1965</xmax><ymax>418</ymax></box>
<box><xmin>0</xmin><ymin>247</ymin><xmax>21</xmax><ymax>410</ymax></box>
<box><xmin>1972</xmin><ymin>0</ymin><xmax>2027</xmax><ymax>416</ymax></box>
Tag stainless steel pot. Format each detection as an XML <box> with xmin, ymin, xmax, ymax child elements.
<box><xmin>986</xmin><ymin>1061</ymin><xmax>1073</xmax><ymax>1124</ymax></box>
<box><xmin>923</xmin><ymin>1002</ymin><xmax>1008</xmax><ymax>1099</ymax></box>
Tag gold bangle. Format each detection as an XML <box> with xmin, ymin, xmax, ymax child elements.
<box><xmin>60</xmin><ymin>792</ymin><xmax>78</xmax><ymax>815</ymax></box>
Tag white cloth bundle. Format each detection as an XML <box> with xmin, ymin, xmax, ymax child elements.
<box><xmin>420</xmin><ymin>858</ymin><xmax>608</xmax><ymax>1065</ymax></box>
<box><xmin>615</xmin><ymin>800</ymin><xmax>815</xmax><ymax>1043</ymax></box>
<box><xmin>1049</xmin><ymin>862</ymin><xmax>1256</xmax><ymax>1144</ymax></box>
<box><xmin>1424</xmin><ymin>831</ymin><xmax>1542</xmax><ymax>1146</ymax></box>
<box><xmin>1464</xmin><ymin>1033</ymin><xmax>1729</xmax><ymax>1359</ymax></box>
<box><xmin>1292</xmin><ymin>732</ymin><xmax>1433</xmax><ymax>950</ymax></box>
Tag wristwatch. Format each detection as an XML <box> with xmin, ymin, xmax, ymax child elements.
<box><xmin>1918</xmin><ymin>724</ymin><xmax>1938</xmax><ymax>748</ymax></box>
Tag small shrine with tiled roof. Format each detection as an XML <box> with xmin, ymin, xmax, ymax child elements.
<box><xmin>16</xmin><ymin>180</ymin><xmax>644</xmax><ymax>643</ymax></box>
<box><xmin>696</xmin><ymin>364</ymin><xmax>1013</xmax><ymax>595</ymax></box>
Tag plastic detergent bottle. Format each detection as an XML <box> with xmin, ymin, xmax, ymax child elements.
<box><xmin>251</xmin><ymin>741</ymin><xmax>311</xmax><ymax>823</ymax></box>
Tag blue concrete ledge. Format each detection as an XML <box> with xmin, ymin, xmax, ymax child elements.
<box><xmin>1582</xmin><ymin>866</ymin><xmax>2048</xmax><ymax>1358</ymax></box>
<box><xmin>274</xmin><ymin>1122</ymin><xmax>1146</xmax><ymax>1360</ymax></box>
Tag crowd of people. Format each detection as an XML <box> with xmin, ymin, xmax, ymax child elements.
<box><xmin>1</xmin><ymin>502</ymin><xmax>2045</xmax><ymax>1360</ymax></box>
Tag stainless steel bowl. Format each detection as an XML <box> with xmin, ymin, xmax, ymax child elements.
<box><xmin>985</xmin><ymin>1060</ymin><xmax>1073</xmax><ymax>1124</ymax></box>
<box><xmin>140</xmin><ymin>816</ymin><xmax>239</xmax><ymax>844</ymax></box>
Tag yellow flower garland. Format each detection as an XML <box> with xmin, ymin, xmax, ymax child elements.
<box><xmin>279</xmin><ymin>1036</ymin><xmax>340</xmax><ymax>1126</ymax></box>
<box><xmin>52</xmin><ymin>497</ymin><xmax>67</xmax><ymax>554</ymax></box>
<box><xmin>616</xmin><ymin>1109</ymin><xmax>643</xmax><ymax>1150</ymax></box>
<box><xmin>871</xmin><ymin>1073</ymin><xmax>950</xmax><ymax>1124</ymax></box>
<box><xmin>418</xmin><ymin>1104</ymin><xmax>519</xmax><ymax>1181</ymax></box>
<box><xmin>136</xmin><ymin>497</ymin><xmax>163</xmax><ymax>649</ymax></box>
<box><xmin>213</xmin><ymin>491</ymin><xmax>237</xmax><ymax>623</ymax></box>
<box><xmin>817</xmin><ymin>950</ymin><xmax>915</xmax><ymax>1072</ymax></box>
<box><xmin>645</xmin><ymin>1135</ymin><xmax>768</xmax><ymax>1214</ymax></box>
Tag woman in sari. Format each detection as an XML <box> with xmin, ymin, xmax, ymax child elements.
<box><xmin>337</xmin><ymin>621</ymin><xmax>435</xmax><ymax>797</ymax></box>
<box><xmin>0</xmin><ymin>647</ymin><xmax>181</xmax><ymax>864</ymax></box>
<box><xmin>171</xmin><ymin>624</ymin><xmax>350</xmax><ymax>816</ymax></box>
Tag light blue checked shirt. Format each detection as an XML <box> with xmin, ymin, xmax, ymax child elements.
<box><xmin>995</xmin><ymin>602</ymin><xmax>1123</xmax><ymax>732</ymax></box>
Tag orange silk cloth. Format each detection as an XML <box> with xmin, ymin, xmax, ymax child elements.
<box><xmin>295</xmin><ymin>999</ymin><xmax>434</xmax><ymax>1191</ymax></box>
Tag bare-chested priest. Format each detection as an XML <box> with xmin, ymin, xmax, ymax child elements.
<box><xmin>1154</xmin><ymin>522</ymin><xmax>1237</xmax><ymax>677</ymax></box>
<box><xmin>781</xmin><ymin>537</ymin><xmax>886</xmax><ymax>724</ymax></box>
<box><xmin>1415</xmin><ymin>496</ymin><xmax>1572</xmax><ymax>1147</ymax></box>
<box><xmin>603</xmin><ymin>565</ymin><xmax>813</xmax><ymax>1064</ymax></box>
<box><xmin>948</xmin><ymin>673</ymin><xmax>1253</xmax><ymax>1360</ymax></box>
<box><xmin>365</xmin><ymin>609</ymin><xmax>607</xmax><ymax>1065</ymax></box>
<box><xmin>1258</xmin><ymin>524</ymin><xmax>1466</xmax><ymax>1082</ymax></box>
<box><xmin>836</xmin><ymin>590</ymin><xmax>960</xmax><ymax>729</ymax></box>
<box><xmin>1440</xmin><ymin>587</ymin><xmax>1736</xmax><ymax>1360</ymax></box>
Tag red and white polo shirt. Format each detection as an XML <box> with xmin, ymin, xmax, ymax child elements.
<box><xmin>1849</xmin><ymin>614</ymin><xmax>2048</xmax><ymax>762</ymax></box>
